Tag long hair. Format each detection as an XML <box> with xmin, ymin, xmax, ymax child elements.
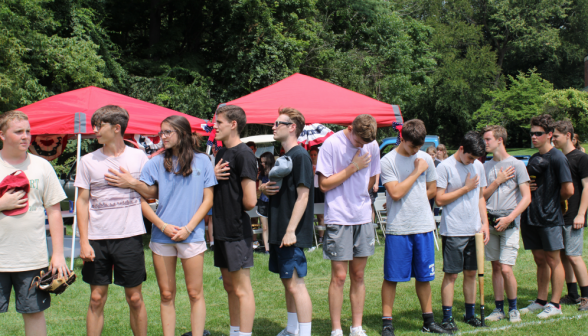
<box><xmin>161</xmin><ymin>115</ymin><xmax>202</xmax><ymax>177</ymax></box>
<box><xmin>260</xmin><ymin>152</ymin><xmax>275</xmax><ymax>177</ymax></box>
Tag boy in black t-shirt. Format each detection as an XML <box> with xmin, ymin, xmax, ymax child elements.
<box><xmin>213</xmin><ymin>105</ymin><xmax>259</xmax><ymax>336</ymax></box>
<box><xmin>552</xmin><ymin>120</ymin><xmax>588</xmax><ymax>311</ymax></box>
<box><xmin>520</xmin><ymin>114</ymin><xmax>574</xmax><ymax>319</ymax></box>
<box><xmin>260</xmin><ymin>108</ymin><xmax>314</xmax><ymax>336</ymax></box>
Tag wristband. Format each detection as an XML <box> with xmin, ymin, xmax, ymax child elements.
<box><xmin>161</xmin><ymin>223</ymin><xmax>168</xmax><ymax>233</ymax></box>
<box><xmin>185</xmin><ymin>226</ymin><xmax>192</xmax><ymax>234</ymax></box>
<box><xmin>352</xmin><ymin>162</ymin><xmax>360</xmax><ymax>172</ymax></box>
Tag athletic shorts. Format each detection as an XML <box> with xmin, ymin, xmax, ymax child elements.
<box><xmin>207</xmin><ymin>208</ymin><xmax>213</xmax><ymax>216</ymax></box>
<box><xmin>521</xmin><ymin>224</ymin><xmax>564</xmax><ymax>252</ymax></box>
<box><xmin>269</xmin><ymin>244</ymin><xmax>308</xmax><ymax>279</ymax></box>
<box><xmin>0</xmin><ymin>268</ymin><xmax>51</xmax><ymax>314</ymax></box>
<box><xmin>256</xmin><ymin>200</ymin><xmax>269</xmax><ymax>218</ymax></box>
<box><xmin>323</xmin><ymin>223</ymin><xmax>375</xmax><ymax>261</ymax></box>
<box><xmin>82</xmin><ymin>235</ymin><xmax>147</xmax><ymax>288</ymax></box>
<box><xmin>485</xmin><ymin>227</ymin><xmax>519</xmax><ymax>265</ymax></box>
<box><xmin>442</xmin><ymin>236</ymin><xmax>477</xmax><ymax>274</ymax></box>
<box><xmin>563</xmin><ymin>226</ymin><xmax>584</xmax><ymax>256</ymax></box>
<box><xmin>214</xmin><ymin>238</ymin><xmax>254</xmax><ymax>272</ymax></box>
<box><xmin>149</xmin><ymin>241</ymin><xmax>207</xmax><ymax>259</ymax></box>
<box><xmin>384</xmin><ymin>232</ymin><xmax>435</xmax><ymax>282</ymax></box>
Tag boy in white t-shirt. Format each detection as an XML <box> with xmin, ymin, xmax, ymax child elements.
<box><xmin>380</xmin><ymin>119</ymin><xmax>449</xmax><ymax>335</ymax></box>
<box><xmin>0</xmin><ymin>111</ymin><xmax>68</xmax><ymax>336</ymax></box>
<box><xmin>436</xmin><ymin>131</ymin><xmax>489</xmax><ymax>332</ymax></box>
<box><xmin>316</xmin><ymin>114</ymin><xmax>381</xmax><ymax>336</ymax></box>
<box><xmin>75</xmin><ymin>106</ymin><xmax>149</xmax><ymax>336</ymax></box>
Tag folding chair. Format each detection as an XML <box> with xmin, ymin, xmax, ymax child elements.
<box><xmin>313</xmin><ymin>203</ymin><xmax>326</xmax><ymax>247</ymax></box>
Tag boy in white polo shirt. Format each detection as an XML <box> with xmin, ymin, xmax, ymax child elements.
<box><xmin>316</xmin><ymin>114</ymin><xmax>380</xmax><ymax>336</ymax></box>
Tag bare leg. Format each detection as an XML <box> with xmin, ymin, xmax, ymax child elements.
<box><xmin>282</xmin><ymin>270</ymin><xmax>312</xmax><ymax>323</ymax></box>
<box><xmin>207</xmin><ymin>218</ymin><xmax>214</xmax><ymax>245</ymax></box>
<box><xmin>125</xmin><ymin>285</ymin><xmax>148</xmax><ymax>336</ymax></box>
<box><xmin>328</xmin><ymin>261</ymin><xmax>348</xmax><ymax>330</ymax></box>
<box><xmin>491</xmin><ymin>261</ymin><xmax>504</xmax><ymax>301</ymax></box>
<box><xmin>501</xmin><ymin>264</ymin><xmax>518</xmax><ymax>300</ymax></box>
<box><xmin>182</xmin><ymin>253</ymin><xmax>206</xmax><ymax>336</ymax></box>
<box><xmin>22</xmin><ymin>312</ymin><xmax>46</xmax><ymax>336</ymax></box>
<box><xmin>545</xmin><ymin>250</ymin><xmax>565</xmax><ymax>303</ymax></box>
<box><xmin>349</xmin><ymin>257</ymin><xmax>368</xmax><ymax>328</ymax></box>
<box><xmin>463</xmin><ymin>270</ymin><xmax>477</xmax><ymax>304</ymax></box>
<box><xmin>441</xmin><ymin>273</ymin><xmax>458</xmax><ymax>306</ymax></box>
<box><xmin>562</xmin><ymin>251</ymin><xmax>577</xmax><ymax>284</ymax></box>
<box><xmin>566</xmin><ymin>255</ymin><xmax>588</xmax><ymax>287</ymax></box>
<box><xmin>415</xmin><ymin>281</ymin><xmax>433</xmax><ymax>313</ymax></box>
<box><xmin>153</xmin><ymin>253</ymin><xmax>178</xmax><ymax>336</ymax></box>
<box><xmin>87</xmin><ymin>285</ymin><xmax>108</xmax><ymax>336</ymax></box>
<box><xmin>532</xmin><ymin>250</ymin><xmax>551</xmax><ymax>301</ymax></box>
<box><xmin>381</xmin><ymin>280</ymin><xmax>397</xmax><ymax>316</ymax></box>
<box><xmin>228</xmin><ymin>268</ymin><xmax>256</xmax><ymax>332</ymax></box>
<box><xmin>317</xmin><ymin>215</ymin><xmax>324</xmax><ymax>239</ymax></box>
<box><xmin>260</xmin><ymin>216</ymin><xmax>270</xmax><ymax>252</ymax></box>
<box><xmin>221</xmin><ymin>268</ymin><xmax>240</xmax><ymax>327</ymax></box>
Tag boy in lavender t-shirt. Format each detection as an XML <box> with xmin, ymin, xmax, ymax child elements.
<box><xmin>316</xmin><ymin>114</ymin><xmax>381</xmax><ymax>336</ymax></box>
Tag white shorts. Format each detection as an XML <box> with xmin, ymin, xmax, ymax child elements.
<box><xmin>485</xmin><ymin>227</ymin><xmax>519</xmax><ymax>265</ymax></box>
<box><xmin>149</xmin><ymin>241</ymin><xmax>207</xmax><ymax>259</ymax></box>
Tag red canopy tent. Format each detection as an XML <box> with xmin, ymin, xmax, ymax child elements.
<box><xmin>18</xmin><ymin>86</ymin><xmax>207</xmax><ymax>136</ymax></box>
<box><xmin>220</xmin><ymin>73</ymin><xmax>403</xmax><ymax>126</ymax></box>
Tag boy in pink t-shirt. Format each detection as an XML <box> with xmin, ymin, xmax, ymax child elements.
<box><xmin>75</xmin><ymin>105</ymin><xmax>148</xmax><ymax>336</ymax></box>
<box><xmin>316</xmin><ymin>114</ymin><xmax>381</xmax><ymax>336</ymax></box>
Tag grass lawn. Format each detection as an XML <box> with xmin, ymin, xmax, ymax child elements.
<box><xmin>1</xmin><ymin>230</ymin><xmax>588</xmax><ymax>336</ymax></box>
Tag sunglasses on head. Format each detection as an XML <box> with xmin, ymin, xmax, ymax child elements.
<box><xmin>274</xmin><ymin>121</ymin><xmax>293</xmax><ymax>128</ymax></box>
<box><xmin>530</xmin><ymin>131</ymin><xmax>546</xmax><ymax>137</ymax></box>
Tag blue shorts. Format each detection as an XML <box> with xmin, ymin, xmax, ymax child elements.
<box><xmin>269</xmin><ymin>244</ymin><xmax>308</xmax><ymax>279</ymax></box>
<box><xmin>384</xmin><ymin>232</ymin><xmax>435</xmax><ymax>282</ymax></box>
<box><xmin>207</xmin><ymin>208</ymin><xmax>212</xmax><ymax>216</ymax></box>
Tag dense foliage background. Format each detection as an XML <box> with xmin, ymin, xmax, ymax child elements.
<box><xmin>2</xmin><ymin>0</ymin><xmax>588</xmax><ymax>146</ymax></box>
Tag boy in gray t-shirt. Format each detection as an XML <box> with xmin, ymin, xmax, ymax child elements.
<box><xmin>435</xmin><ymin>131</ymin><xmax>489</xmax><ymax>331</ymax></box>
<box><xmin>482</xmin><ymin>126</ymin><xmax>531</xmax><ymax>323</ymax></box>
<box><xmin>379</xmin><ymin>120</ymin><xmax>448</xmax><ymax>334</ymax></box>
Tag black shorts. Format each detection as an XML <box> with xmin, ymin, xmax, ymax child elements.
<box><xmin>442</xmin><ymin>236</ymin><xmax>477</xmax><ymax>274</ymax></box>
<box><xmin>521</xmin><ymin>223</ymin><xmax>564</xmax><ymax>252</ymax></box>
<box><xmin>214</xmin><ymin>238</ymin><xmax>254</xmax><ymax>272</ymax></box>
<box><xmin>314</xmin><ymin>188</ymin><xmax>325</xmax><ymax>204</ymax></box>
<box><xmin>256</xmin><ymin>200</ymin><xmax>269</xmax><ymax>218</ymax></box>
<box><xmin>0</xmin><ymin>268</ymin><xmax>51</xmax><ymax>314</ymax></box>
<box><xmin>82</xmin><ymin>235</ymin><xmax>146</xmax><ymax>288</ymax></box>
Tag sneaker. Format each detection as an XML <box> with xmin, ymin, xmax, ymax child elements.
<box><xmin>463</xmin><ymin>315</ymin><xmax>483</xmax><ymax>327</ymax></box>
<box><xmin>318</xmin><ymin>237</ymin><xmax>324</xmax><ymax>244</ymax></box>
<box><xmin>382</xmin><ymin>324</ymin><xmax>395</xmax><ymax>336</ymax></box>
<box><xmin>560</xmin><ymin>294</ymin><xmax>581</xmax><ymax>305</ymax></box>
<box><xmin>253</xmin><ymin>241</ymin><xmax>260</xmax><ymax>249</ymax></box>
<box><xmin>520</xmin><ymin>300</ymin><xmax>545</xmax><ymax>314</ymax></box>
<box><xmin>331</xmin><ymin>330</ymin><xmax>344</xmax><ymax>336</ymax></box>
<box><xmin>579</xmin><ymin>298</ymin><xmax>588</xmax><ymax>311</ymax></box>
<box><xmin>509</xmin><ymin>309</ymin><xmax>522</xmax><ymax>323</ymax></box>
<box><xmin>484</xmin><ymin>308</ymin><xmax>505</xmax><ymax>321</ymax></box>
<box><xmin>440</xmin><ymin>317</ymin><xmax>458</xmax><ymax>332</ymax></box>
<box><xmin>422</xmin><ymin>321</ymin><xmax>452</xmax><ymax>334</ymax></box>
<box><xmin>277</xmin><ymin>329</ymin><xmax>298</xmax><ymax>336</ymax></box>
<box><xmin>209</xmin><ymin>244</ymin><xmax>214</xmax><ymax>252</ymax></box>
<box><xmin>181</xmin><ymin>330</ymin><xmax>211</xmax><ymax>336</ymax></box>
<box><xmin>536</xmin><ymin>303</ymin><xmax>562</xmax><ymax>319</ymax></box>
<box><xmin>350</xmin><ymin>327</ymin><xmax>367</xmax><ymax>336</ymax></box>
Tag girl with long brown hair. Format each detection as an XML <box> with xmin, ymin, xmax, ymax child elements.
<box><xmin>120</xmin><ymin>115</ymin><xmax>217</xmax><ymax>336</ymax></box>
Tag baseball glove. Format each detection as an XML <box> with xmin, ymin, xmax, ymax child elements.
<box><xmin>29</xmin><ymin>270</ymin><xmax>76</xmax><ymax>295</ymax></box>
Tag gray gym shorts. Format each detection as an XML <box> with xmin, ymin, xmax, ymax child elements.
<box><xmin>322</xmin><ymin>223</ymin><xmax>376</xmax><ymax>261</ymax></box>
<box><xmin>563</xmin><ymin>225</ymin><xmax>584</xmax><ymax>256</ymax></box>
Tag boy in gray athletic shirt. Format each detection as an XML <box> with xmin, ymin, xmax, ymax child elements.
<box><xmin>481</xmin><ymin>125</ymin><xmax>531</xmax><ymax>323</ymax></box>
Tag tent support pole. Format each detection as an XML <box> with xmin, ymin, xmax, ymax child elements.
<box><xmin>69</xmin><ymin>133</ymin><xmax>81</xmax><ymax>271</ymax></box>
